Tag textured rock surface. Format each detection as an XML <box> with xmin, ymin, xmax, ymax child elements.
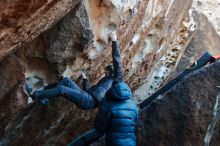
<box><xmin>174</xmin><ymin>0</ymin><xmax>220</xmax><ymax>73</ymax></box>
<box><xmin>136</xmin><ymin>0</ymin><xmax>220</xmax><ymax>101</ymax></box>
<box><xmin>13</xmin><ymin>0</ymin><xmax>194</xmax><ymax>101</ymax></box>
<box><xmin>0</xmin><ymin>55</ymin><xmax>26</xmax><ymax>137</ymax></box>
<box><xmin>190</xmin><ymin>0</ymin><xmax>220</xmax><ymax>56</ymax></box>
<box><xmin>192</xmin><ymin>0</ymin><xmax>220</xmax><ymax>37</ymax></box>
<box><xmin>1</xmin><ymin>0</ymin><xmax>194</xmax><ymax>145</ymax></box>
<box><xmin>5</xmin><ymin>0</ymin><xmax>220</xmax><ymax>145</ymax></box>
<box><xmin>0</xmin><ymin>0</ymin><xmax>80</xmax><ymax>60</ymax></box>
<box><xmin>138</xmin><ymin>61</ymin><xmax>220</xmax><ymax>146</ymax></box>
<box><xmin>3</xmin><ymin>99</ymin><xmax>97</xmax><ymax>146</ymax></box>
<box><xmin>46</xmin><ymin>2</ymin><xmax>93</xmax><ymax>73</ymax></box>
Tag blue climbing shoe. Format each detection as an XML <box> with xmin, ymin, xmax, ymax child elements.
<box><xmin>25</xmin><ymin>82</ymin><xmax>33</xmax><ymax>96</ymax></box>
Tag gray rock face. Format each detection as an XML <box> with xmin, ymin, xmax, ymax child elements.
<box><xmin>137</xmin><ymin>61</ymin><xmax>220</xmax><ymax>146</ymax></box>
<box><xmin>0</xmin><ymin>0</ymin><xmax>80</xmax><ymax>60</ymax></box>
<box><xmin>2</xmin><ymin>98</ymin><xmax>97</xmax><ymax>146</ymax></box>
<box><xmin>46</xmin><ymin>3</ymin><xmax>93</xmax><ymax>73</ymax></box>
<box><xmin>0</xmin><ymin>55</ymin><xmax>26</xmax><ymax>137</ymax></box>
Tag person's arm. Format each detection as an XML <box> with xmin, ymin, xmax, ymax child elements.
<box><xmin>109</xmin><ymin>31</ymin><xmax>123</xmax><ymax>82</ymax></box>
<box><xmin>82</xmin><ymin>72</ymin><xmax>90</xmax><ymax>92</ymax></box>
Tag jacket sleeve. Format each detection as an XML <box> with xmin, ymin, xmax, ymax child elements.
<box><xmin>112</xmin><ymin>41</ymin><xmax>123</xmax><ymax>82</ymax></box>
<box><xmin>83</xmin><ymin>79</ymin><xmax>90</xmax><ymax>92</ymax></box>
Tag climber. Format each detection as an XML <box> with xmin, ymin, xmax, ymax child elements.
<box><xmin>25</xmin><ymin>31</ymin><xmax>122</xmax><ymax>109</ymax></box>
<box><xmin>94</xmin><ymin>31</ymin><xmax>138</xmax><ymax>146</ymax></box>
<box><xmin>69</xmin><ymin>32</ymin><xmax>138</xmax><ymax>146</ymax></box>
<box><xmin>94</xmin><ymin>82</ymin><xmax>138</xmax><ymax>146</ymax></box>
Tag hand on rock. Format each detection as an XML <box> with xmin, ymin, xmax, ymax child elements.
<box><xmin>30</xmin><ymin>90</ymin><xmax>35</xmax><ymax>96</ymax></box>
<box><xmin>81</xmin><ymin>72</ymin><xmax>87</xmax><ymax>79</ymax></box>
<box><xmin>109</xmin><ymin>31</ymin><xmax>117</xmax><ymax>41</ymax></box>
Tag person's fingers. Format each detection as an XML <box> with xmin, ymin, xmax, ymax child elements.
<box><xmin>109</xmin><ymin>31</ymin><xmax>117</xmax><ymax>41</ymax></box>
<box><xmin>81</xmin><ymin>72</ymin><xmax>87</xmax><ymax>79</ymax></box>
<box><xmin>30</xmin><ymin>90</ymin><xmax>35</xmax><ymax>96</ymax></box>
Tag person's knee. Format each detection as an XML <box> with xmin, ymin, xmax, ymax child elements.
<box><xmin>62</xmin><ymin>77</ymin><xmax>71</xmax><ymax>83</ymax></box>
<box><xmin>58</xmin><ymin>86</ymin><xmax>67</xmax><ymax>95</ymax></box>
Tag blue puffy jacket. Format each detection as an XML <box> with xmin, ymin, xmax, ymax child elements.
<box><xmin>83</xmin><ymin>41</ymin><xmax>123</xmax><ymax>104</ymax></box>
<box><xmin>94</xmin><ymin>82</ymin><xmax>138</xmax><ymax>146</ymax></box>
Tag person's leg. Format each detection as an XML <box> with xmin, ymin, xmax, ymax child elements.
<box><xmin>25</xmin><ymin>82</ymin><xmax>33</xmax><ymax>95</ymax></box>
<box><xmin>62</xmin><ymin>87</ymin><xmax>96</xmax><ymax>109</ymax></box>
<box><xmin>59</xmin><ymin>77</ymin><xmax>81</xmax><ymax>90</ymax></box>
<box><xmin>33</xmin><ymin>86</ymin><xmax>96</xmax><ymax>109</ymax></box>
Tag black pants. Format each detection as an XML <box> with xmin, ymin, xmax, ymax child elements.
<box><xmin>33</xmin><ymin>77</ymin><xmax>96</xmax><ymax>109</ymax></box>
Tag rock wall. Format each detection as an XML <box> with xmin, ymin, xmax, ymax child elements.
<box><xmin>0</xmin><ymin>0</ymin><xmax>206</xmax><ymax>145</ymax></box>
<box><xmin>16</xmin><ymin>0</ymin><xmax>194</xmax><ymax>101</ymax></box>
<box><xmin>138</xmin><ymin>61</ymin><xmax>220</xmax><ymax>146</ymax></box>
<box><xmin>2</xmin><ymin>99</ymin><xmax>97</xmax><ymax>146</ymax></box>
<box><xmin>174</xmin><ymin>0</ymin><xmax>220</xmax><ymax>74</ymax></box>
<box><xmin>0</xmin><ymin>55</ymin><xmax>26</xmax><ymax>137</ymax></box>
<box><xmin>0</xmin><ymin>0</ymin><xmax>80</xmax><ymax>60</ymax></box>
<box><xmin>135</xmin><ymin>0</ymin><xmax>220</xmax><ymax>103</ymax></box>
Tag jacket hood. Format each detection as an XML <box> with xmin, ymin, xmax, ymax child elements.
<box><xmin>109</xmin><ymin>82</ymin><xmax>132</xmax><ymax>101</ymax></box>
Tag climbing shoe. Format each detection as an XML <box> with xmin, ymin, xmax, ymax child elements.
<box><xmin>25</xmin><ymin>82</ymin><xmax>33</xmax><ymax>97</ymax></box>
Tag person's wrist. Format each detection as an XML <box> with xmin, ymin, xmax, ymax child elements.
<box><xmin>30</xmin><ymin>90</ymin><xmax>35</xmax><ymax>96</ymax></box>
<box><xmin>109</xmin><ymin>32</ymin><xmax>117</xmax><ymax>41</ymax></box>
<box><xmin>111</xmin><ymin>35</ymin><xmax>117</xmax><ymax>41</ymax></box>
<box><xmin>112</xmin><ymin>38</ymin><xmax>117</xmax><ymax>41</ymax></box>
<box><xmin>81</xmin><ymin>72</ymin><xmax>87</xmax><ymax>79</ymax></box>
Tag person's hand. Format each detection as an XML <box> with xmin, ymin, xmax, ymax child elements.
<box><xmin>30</xmin><ymin>90</ymin><xmax>35</xmax><ymax>96</ymax></box>
<box><xmin>109</xmin><ymin>31</ymin><xmax>117</xmax><ymax>41</ymax></box>
<box><xmin>81</xmin><ymin>72</ymin><xmax>87</xmax><ymax>79</ymax></box>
